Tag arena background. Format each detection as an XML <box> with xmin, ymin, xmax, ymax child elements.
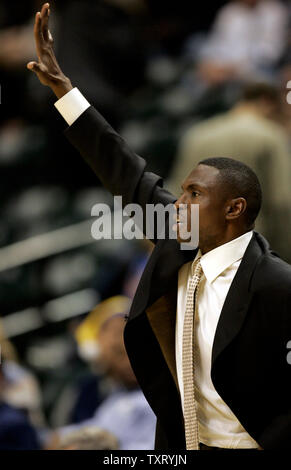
<box><xmin>0</xmin><ymin>0</ymin><xmax>290</xmax><ymax>450</ymax></box>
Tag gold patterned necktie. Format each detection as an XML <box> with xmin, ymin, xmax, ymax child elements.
<box><xmin>182</xmin><ymin>257</ymin><xmax>203</xmax><ymax>450</ymax></box>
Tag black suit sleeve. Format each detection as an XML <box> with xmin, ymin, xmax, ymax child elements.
<box><xmin>258</xmin><ymin>290</ymin><xmax>291</xmax><ymax>449</ymax></box>
<box><xmin>64</xmin><ymin>106</ymin><xmax>176</xmax><ymax>209</ymax></box>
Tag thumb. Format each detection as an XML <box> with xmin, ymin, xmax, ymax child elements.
<box><xmin>27</xmin><ymin>61</ymin><xmax>42</xmax><ymax>73</ymax></box>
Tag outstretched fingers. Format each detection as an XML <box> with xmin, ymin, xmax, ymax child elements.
<box><xmin>34</xmin><ymin>11</ymin><xmax>44</xmax><ymax>60</ymax></box>
<box><xmin>40</xmin><ymin>3</ymin><xmax>50</xmax><ymax>42</ymax></box>
<box><xmin>34</xmin><ymin>3</ymin><xmax>51</xmax><ymax>59</ymax></box>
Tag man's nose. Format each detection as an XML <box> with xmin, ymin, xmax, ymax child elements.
<box><xmin>175</xmin><ymin>194</ymin><xmax>186</xmax><ymax>209</ymax></box>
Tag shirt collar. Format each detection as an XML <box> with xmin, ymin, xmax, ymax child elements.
<box><xmin>192</xmin><ymin>231</ymin><xmax>253</xmax><ymax>283</ymax></box>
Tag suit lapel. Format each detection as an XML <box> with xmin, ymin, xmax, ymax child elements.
<box><xmin>211</xmin><ymin>233</ymin><xmax>263</xmax><ymax>368</ymax></box>
<box><xmin>128</xmin><ymin>239</ymin><xmax>195</xmax><ymax>322</ymax></box>
<box><xmin>144</xmin><ymin>240</ymin><xmax>196</xmax><ymax>391</ymax></box>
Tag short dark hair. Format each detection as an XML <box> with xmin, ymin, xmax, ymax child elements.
<box><xmin>241</xmin><ymin>82</ymin><xmax>280</xmax><ymax>104</ymax></box>
<box><xmin>199</xmin><ymin>157</ymin><xmax>262</xmax><ymax>226</ymax></box>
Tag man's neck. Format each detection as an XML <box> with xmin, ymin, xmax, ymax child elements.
<box><xmin>200</xmin><ymin>229</ymin><xmax>252</xmax><ymax>255</ymax></box>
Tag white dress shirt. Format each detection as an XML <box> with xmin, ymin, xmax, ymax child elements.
<box><xmin>54</xmin><ymin>87</ymin><xmax>90</xmax><ymax>126</ymax></box>
<box><xmin>176</xmin><ymin>230</ymin><xmax>259</xmax><ymax>448</ymax></box>
<box><xmin>54</xmin><ymin>90</ymin><xmax>258</xmax><ymax>448</ymax></box>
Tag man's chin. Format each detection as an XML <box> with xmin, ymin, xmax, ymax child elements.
<box><xmin>176</xmin><ymin>229</ymin><xmax>196</xmax><ymax>246</ymax></box>
<box><xmin>172</xmin><ymin>223</ymin><xmax>199</xmax><ymax>249</ymax></box>
<box><xmin>174</xmin><ymin>223</ymin><xmax>189</xmax><ymax>241</ymax></box>
<box><xmin>174</xmin><ymin>226</ymin><xmax>199</xmax><ymax>249</ymax></box>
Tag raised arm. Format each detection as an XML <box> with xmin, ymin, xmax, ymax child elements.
<box><xmin>27</xmin><ymin>3</ymin><xmax>73</xmax><ymax>99</ymax></box>
<box><xmin>27</xmin><ymin>3</ymin><xmax>175</xmax><ymax>217</ymax></box>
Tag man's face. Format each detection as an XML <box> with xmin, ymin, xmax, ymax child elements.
<box><xmin>174</xmin><ymin>164</ymin><xmax>229</xmax><ymax>253</ymax></box>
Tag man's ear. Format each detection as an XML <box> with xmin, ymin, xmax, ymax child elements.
<box><xmin>225</xmin><ymin>197</ymin><xmax>247</xmax><ymax>220</ymax></box>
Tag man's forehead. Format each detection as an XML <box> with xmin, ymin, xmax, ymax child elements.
<box><xmin>182</xmin><ymin>164</ymin><xmax>221</xmax><ymax>189</ymax></box>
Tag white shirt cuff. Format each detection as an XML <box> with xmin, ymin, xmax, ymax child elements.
<box><xmin>54</xmin><ymin>87</ymin><xmax>90</xmax><ymax>126</ymax></box>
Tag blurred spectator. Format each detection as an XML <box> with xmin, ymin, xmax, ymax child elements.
<box><xmin>56</xmin><ymin>426</ymin><xmax>119</xmax><ymax>450</ymax></box>
<box><xmin>74</xmin><ymin>296</ymin><xmax>132</xmax><ymax>362</ymax></box>
<box><xmin>49</xmin><ymin>289</ymin><xmax>148</xmax><ymax>426</ymax></box>
<box><xmin>195</xmin><ymin>0</ymin><xmax>288</xmax><ymax>84</ymax></box>
<box><xmin>0</xmin><ymin>362</ymin><xmax>41</xmax><ymax>450</ymax></box>
<box><xmin>50</xmin><ymin>313</ymin><xmax>156</xmax><ymax>450</ymax></box>
<box><xmin>0</xmin><ymin>320</ymin><xmax>45</xmax><ymax>429</ymax></box>
<box><xmin>167</xmin><ymin>82</ymin><xmax>291</xmax><ymax>261</ymax></box>
<box><xmin>1</xmin><ymin>360</ymin><xmax>45</xmax><ymax>429</ymax></box>
<box><xmin>0</xmin><ymin>20</ymin><xmax>36</xmax><ymax>69</ymax></box>
<box><xmin>66</xmin><ymin>296</ymin><xmax>132</xmax><ymax>424</ymax></box>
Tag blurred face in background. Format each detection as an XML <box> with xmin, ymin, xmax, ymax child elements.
<box><xmin>97</xmin><ymin>316</ymin><xmax>137</xmax><ymax>389</ymax></box>
<box><xmin>240</xmin><ymin>0</ymin><xmax>261</xmax><ymax>7</ymax></box>
<box><xmin>0</xmin><ymin>366</ymin><xmax>3</xmax><ymax>398</ymax></box>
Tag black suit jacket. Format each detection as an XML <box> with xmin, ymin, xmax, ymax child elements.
<box><xmin>64</xmin><ymin>106</ymin><xmax>291</xmax><ymax>450</ymax></box>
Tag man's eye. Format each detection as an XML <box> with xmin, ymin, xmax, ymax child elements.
<box><xmin>192</xmin><ymin>191</ymin><xmax>199</xmax><ymax>197</ymax></box>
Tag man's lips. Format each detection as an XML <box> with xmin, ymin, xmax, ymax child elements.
<box><xmin>172</xmin><ymin>217</ymin><xmax>188</xmax><ymax>233</ymax></box>
<box><xmin>172</xmin><ymin>209</ymin><xmax>189</xmax><ymax>233</ymax></box>
<box><xmin>174</xmin><ymin>216</ymin><xmax>187</xmax><ymax>224</ymax></box>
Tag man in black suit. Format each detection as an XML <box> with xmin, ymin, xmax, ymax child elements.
<box><xmin>27</xmin><ymin>3</ymin><xmax>291</xmax><ymax>450</ymax></box>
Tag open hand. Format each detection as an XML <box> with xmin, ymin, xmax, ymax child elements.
<box><xmin>27</xmin><ymin>3</ymin><xmax>73</xmax><ymax>98</ymax></box>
